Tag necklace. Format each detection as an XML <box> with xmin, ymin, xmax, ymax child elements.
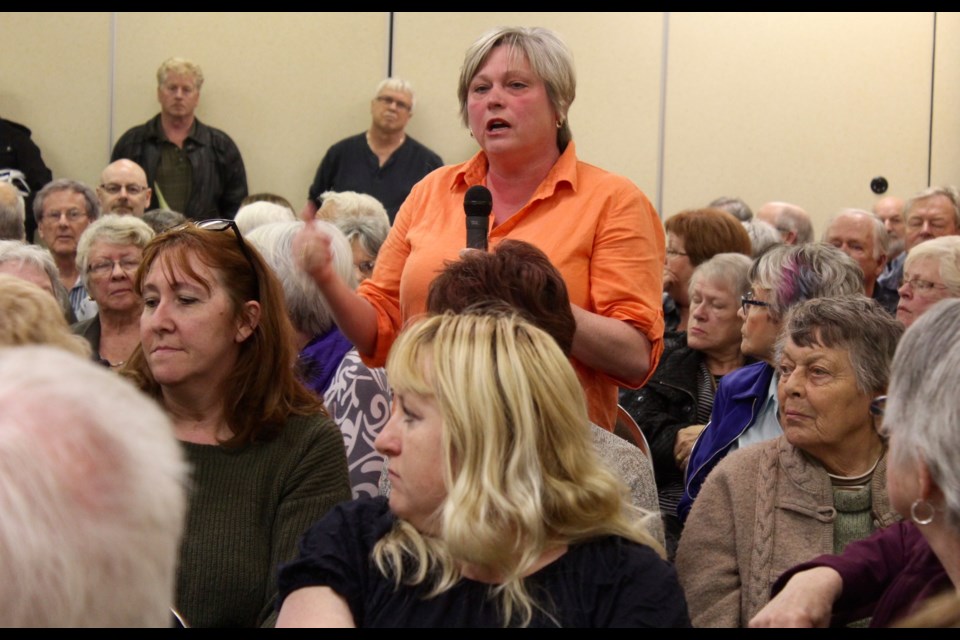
<box><xmin>100</xmin><ymin>353</ymin><xmax>126</xmax><ymax>368</ymax></box>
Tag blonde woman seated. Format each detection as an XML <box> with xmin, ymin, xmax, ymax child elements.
<box><xmin>676</xmin><ymin>296</ymin><xmax>903</xmax><ymax>626</ymax></box>
<box><xmin>277</xmin><ymin>311</ymin><xmax>690</xmax><ymax>627</ymax></box>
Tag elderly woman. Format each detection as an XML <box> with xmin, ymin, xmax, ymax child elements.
<box><xmin>0</xmin><ymin>239</ymin><xmax>72</xmax><ymax>320</ymax></box>
<box><xmin>679</xmin><ymin>243</ymin><xmax>864</xmax><ymax>520</ymax></box>
<box><xmin>124</xmin><ymin>221</ymin><xmax>350</xmax><ymax>627</ymax></box>
<box><xmin>277</xmin><ymin>311</ymin><xmax>689</xmax><ymax>627</ymax></box>
<box><xmin>0</xmin><ymin>273</ymin><xmax>89</xmax><ymax>357</ymax></box>
<box><xmin>248</xmin><ymin>221</ymin><xmax>388</xmax><ymax>498</ymax></box>
<box><xmin>72</xmin><ymin>216</ymin><xmax>154</xmax><ymax>369</ymax></box>
<box><xmin>751</xmin><ymin>298</ymin><xmax>960</xmax><ymax>628</ymax></box>
<box><xmin>316</xmin><ymin>190</ymin><xmax>391</xmax><ymax>283</ymax></box>
<box><xmin>295</xmin><ymin>27</ymin><xmax>665</xmax><ymax>431</ymax></box>
<box><xmin>662</xmin><ymin>208</ymin><xmax>753</xmax><ymax>335</ymax></box>
<box><xmin>896</xmin><ymin>235</ymin><xmax>960</xmax><ymax>328</ymax></box>
<box><xmin>677</xmin><ymin>296</ymin><xmax>903</xmax><ymax>626</ymax></box>
<box><xmin>620</xmin><ymin>253</ymin><xmax>753</xmax><ymax>557</ymax></box>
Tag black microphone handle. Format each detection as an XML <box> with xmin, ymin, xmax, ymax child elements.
<box><xmin>466</xmin><ymin>216</ymin><xmax>488</xmax><ymax>251</ymax></box>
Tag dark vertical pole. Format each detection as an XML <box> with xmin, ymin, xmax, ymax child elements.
<box><xmin>388</xmin><ymin>12</ymin><xmax>395</xmax><ymax>77</ymax></box>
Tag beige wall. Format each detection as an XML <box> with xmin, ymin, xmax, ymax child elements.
<box><xmin>2</xmin><ymin>12</ymin><xmax>957</xmax><ymax>228</ymax></box>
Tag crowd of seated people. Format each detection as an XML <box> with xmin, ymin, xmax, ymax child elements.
<box><xmin>5</xmin><ymin>23</ymin><xmax>960</xmax><ymax>630</ymax></box>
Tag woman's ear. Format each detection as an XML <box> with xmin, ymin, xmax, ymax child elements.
<box><xmin>916</xmin><ymin>457</ymin><xmax>945</xmax><ymax>504</ymax></box>
<box><xmin>235</xmin><ymin>300</ymin><xmax>261</xmax><ymax>343</ymax></box>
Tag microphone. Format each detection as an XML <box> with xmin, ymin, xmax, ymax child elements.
<box><xmin>464</xmin><ymin>185</ymin><xmax>492</xmax><ymax>251</ymax></box>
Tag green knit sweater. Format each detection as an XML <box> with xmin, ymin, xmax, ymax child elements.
<box><xmin>176</xmin><ymin>413</ymin><xmax>351</xmax><ymax>628</ymax></box>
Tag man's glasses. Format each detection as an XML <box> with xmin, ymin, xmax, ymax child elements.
<box><xmin>375</xmin><ymin>95</ymin><xmax>412</xmax><ymax>112</ymax></box>
<box><xmin>180</xmin><ymin>219</ymin><xmax>261</xmax><ymax>301</ymax></box>
<box><xmin>101</xmin><ymin>183</ymin><xmax>148</xmax><ymax>196</ymax></box>
<box><xmin>740</xmin><ymin>294</ymin><xmax>771</xmax><ymax>315</ymax></box>
<box><xmin>42</xmin><ymin>209</ymin><xmax>87</xmax><ymax>224</ymax></box>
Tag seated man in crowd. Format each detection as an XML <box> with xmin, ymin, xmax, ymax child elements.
<box><xmin>822</xmin><ymin>208</ymin><xmax>895</xmax><ymax>313</ymax></box>
<box><xmin>32</xmin><ymin>179</ymin><xmax>100</xmax><ymax>321</ymax></box>
<box><xmin>96</xmin><ymin>159</ymin><xmax>153</xmax><ymax>217</ymax></box>
<box><xmin>0</xmin><ymin>346</ymin><xmax>187</xmax><ymax>627</ymax></box>
<box><xmin>872</xmin><ymin>194</ymin><xmax>906</xmax><ymax>299</ymax></box>
<box><xmin>301</xmin><ymin>78</ymin><xmax>443</xmax><ymax>223</ymax></box>
<box><xmin>756</xmin><ymin>201</ymin><xmax>813</xmax><ymax>245</ymax></box>
<box><xmin>112</xmin><ymin>57</ymin><xmax>247</xmax><ymax>219</ymax></box>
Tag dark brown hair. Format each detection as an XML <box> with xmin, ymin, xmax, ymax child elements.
<box><xmin>124</xmin><ymin>224</ymin><xmax>323</xmax><ymax>448</ymax></box>
<box><xmin>426</xmin><ymin>239</ymin><xmax>575</xmax><ymax>355</ymax></box>
<box><xmin>664</xmin><ymin>207</ymin><xmax>752</xmax><ymax>266</ymax></box>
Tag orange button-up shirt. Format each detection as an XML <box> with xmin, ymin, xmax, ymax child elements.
<box><xmin>357</xmin><ymin>142</ymin><xmax>665</xmax><ymax>430</ymax></box>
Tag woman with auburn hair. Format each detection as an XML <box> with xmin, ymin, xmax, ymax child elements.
<box><xmin>662</xmin><ymin>208</ymin><xmax>753</xmax><ymax>335</ymax></box>
<box><xmin>277</xmin><ymin>311</ymin><xmax>689</xmax><ymax>627</ymax></box>
<box><xmin>124</xmin><ymin>221</ymin><xmax>350</xmax><ymax>627</ymax></box>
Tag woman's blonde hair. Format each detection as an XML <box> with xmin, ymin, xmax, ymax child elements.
<box><xmin>373</xmin><ymin>310</ymin><xmax>661</xmax><ymax>626</ymax></box>
<box><xmin>0</xmin><ymin>274</ymin><xmax>90</xmax><ymax>357</ymax></box>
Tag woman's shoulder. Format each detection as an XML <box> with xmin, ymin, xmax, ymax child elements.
<box><xmin>554</xmin><ymin>536</ymin><xmax>690</xmax><ymax>626</ymax></box>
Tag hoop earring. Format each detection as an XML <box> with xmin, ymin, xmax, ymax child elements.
<box><xmin>911</xmin><ymin>498</ymin><xmax>936</xmax><ymax>526</ymax></box>
<box><xmin>555</xmin><ymin>120</ymin><xmax>563</xmax><ymax>129</ymax></box>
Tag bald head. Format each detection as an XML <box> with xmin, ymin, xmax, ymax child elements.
<box><xmin>756</xmin><ymin>201</ymin><xmax>813</xmax><ymax>245</ymax></box>
<box><xmin>0</xmin><ymin>182</ymin><xmax>26</xmax><ymax>241</ymax></box>
<box><xmin>97</xmin><ymin>160</ymin><xmax>152</xmax><ymax>217</ymax></box>
<box><xmin>873</xmin><ymin>195</ymin><xmax>906</xmax><ymax>259</ymax></box>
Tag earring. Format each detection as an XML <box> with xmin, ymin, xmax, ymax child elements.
<box><xmin>556</xmin><ymin>120</ymin><xmax>563</xmax><ymax>129</ymax></box>
<box><xmin>911</xmin><ymin>498</ymin><xmax>936</xmax><ymax>525</ymax></box>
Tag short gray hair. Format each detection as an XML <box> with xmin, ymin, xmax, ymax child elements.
<box><xmin>905</xmin><ymin>185</ymin><xmax>960</xmax><ymax>230</ymax></box>
<box><xmin>709</xmin><ymin>196</ymin><xmax>753</xmax><ymax>222</ymax></box>
<box><xmin>822</xmin><ymin>208</ymin><xmax>890</xmax><ymax>261</ymax></box>
<box><xmin>777</xmin><ymin>295</ymin><xmax>903</xmax><ymax>396</ymax></box>
<box><xmin>742</xmin><ymin>219</ymin><xmax>781</xmax><ymax>258</ymax></box>
<box><xmin>688</xmin><ymin>252</ymin><xmax>752</xmax><ymax>300</ymax></box>
<box><xmin>336</xmin><ymin>215</ymin><xmax>390</xmax><ymax>261</ymax></box>
<box><xmin>458</xmin><ymin>26</ymin><xmax>576</xmax><ymax>151</ymax></box>
<box><xmin>0</xmin><ymin>346</ymin><xmax>187</xmax><ymax>626</ymax></box>
<box><xmin>375</xmin><ymin>78</ymin><xmax>415</xmax><ymax>109</ymax></box>
<box><xmin>904</xmin><ymin>235</ymin><xmax>960</xmax><ymax>295</ymax></box>
<box><xmin>33</xmin><ymin>179</ymin><xmax>100</xmax><ymax>224</ymax></box>
<box><xmin>750</xmin><ymin>243</ymin><xmax>864</xmax><ymax>320</ymax></box>
<box><xmin>246</xmin><ymin>221</ymin><xmax>355</xmax><ymax>337</ymax></box>
<box><xmin>142</xmin><ymin>208</ymin><xmax>187</xmax><ymax>234</ymax></box>
<box><xmin>0</xmin><ymin>182</ymin><xmax>25</xmax><ymax>241</ymax></box>
<box><xmin>76</xmin><ymin>216</ymin><xmax>155</xmax><ymax>289</ymax></box>
<box><xmin>0</xmin><ymin>240</ymin><xmax>70</xmax><ymax>316</ymax></box>
<box><xmin>886</xmin><ymin>298</ymin><xmax>960</xmax><ymax>531</ymax></box>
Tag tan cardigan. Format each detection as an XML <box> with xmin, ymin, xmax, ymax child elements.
<box><xmin>675</xmin><ymin>436</ymin><xmax>899</xmax><ymax>627</ymax></box>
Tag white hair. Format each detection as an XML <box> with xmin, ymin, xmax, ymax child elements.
<box><xmin>887</xmin><ymin>299</ymin><xmax>960</xmax><ymax>532</ymax></box>
<box><xmin>0</xmin><ymin>346</ymin><xmax>188</xmax><ymax>627</ymax></box>
<box><xmin>234</xmin><ymin>201</ymin><xmax>296</xmax><ymax>236</ymax></box>
<box><xmin>246</xmin><ymin>220</ymin><xmax>355</xmax><ymax>336</ymax></box>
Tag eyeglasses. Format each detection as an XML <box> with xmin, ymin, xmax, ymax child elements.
<box><xmin>899</xmin><ymin>276</ymin><xmax>949</xmax><ymax>295</ymax></box>
<box><xmin>375</xmin><ymin>95</ymin><xmax>412</xmax><ymax>112</ymax></box>
<box><xmin>42</xmin><ymin>209</ymin><xmax>87</xmax><ymax>224</ymax></box>
<box><xmin>88</xmin><ymin>257</ymin><xmax>141</xmax><ymax>277</ymax></box>
<box><xmin>177</xmin><ymin>219</ymin><xmax>261</xmax><ymax>301</ymax></box>
<box><xmin>665</xmin><ymin>248</ymin><xmax>688</xmax><ymax>258</ymax></box>
<box><xmin>356</xmin><ymin>260</ymin><xmax>375</xmax><ymax>277</ymax></box>
<box><xmin>869</xmin><ymin>395</ymin><xmax>886</xmax><ymax>418</ymax></box>
<box><xmin>100</xmin><ymin>183</ymin><xmax>148</xmax><ymax>196</ymax></box>
<box><xmin>740</xmin><ymin>294</ymin><xmax>771</xmax><ymax>315</ymax></box>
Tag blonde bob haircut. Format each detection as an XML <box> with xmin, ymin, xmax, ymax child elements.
<box><xmin>458</xmin><ymin>26</ymin><xmax>576</xmax><ymax>152</ymax></box>
<box><xmin>373</xmin><ymin>310</ymin><xmax>661</xmax><ymax>627</ymax></box>
<box><xmin>0</xmin><ymin>274</ymin><xmax>90</xmax><ymax>358</ymax></box>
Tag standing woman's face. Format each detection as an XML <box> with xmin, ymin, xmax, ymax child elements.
<box><xmin>139</xmin><ymin>250</ymin><xmax>259</xmax><ymax>391</ymax></box>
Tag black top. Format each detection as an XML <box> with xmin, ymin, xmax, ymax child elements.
<box><xmin>308</xmin><ymin>133</ymin><xmax>443</xmax><ymax>223</ymax></box>
<box><xmin>0</xmin><ymin>117</ymin><xmax>53</xmax><ymax>241</ymax></box>
<box><xmin>278</xmin><ymin>497</ymin><xmax>691</xmax><ymax>628</ymax></box>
